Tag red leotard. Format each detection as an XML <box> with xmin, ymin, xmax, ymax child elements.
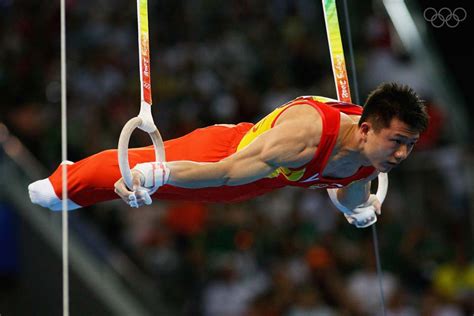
<box><xmin>48</xmin><ymin>96</ymin><xmax>375</xmax><ymax>207</ymax></box>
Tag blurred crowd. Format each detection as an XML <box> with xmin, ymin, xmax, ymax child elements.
<box><xmin>1</xmin><ymin>0</ymin><xmax>472</xmax><ymax>315</ymax></box>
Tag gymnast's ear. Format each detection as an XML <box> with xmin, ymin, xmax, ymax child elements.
<box><xmin>359</xmin><ymin>121</ymin><xmax>371</xmax><ymax>140</ymax></box>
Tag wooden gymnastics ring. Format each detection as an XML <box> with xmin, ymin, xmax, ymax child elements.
<box><xmin>118</xmin><ymin>104</ymin><xmax>165</xmax><ymax>190</ymax></box>
<box><xmin>327</xmin><ymin>173</ymin><xmax>389</xmax><ymax>214</ymax></box>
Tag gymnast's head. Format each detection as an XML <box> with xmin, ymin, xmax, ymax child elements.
<box><xmin>358</xmin><ymin>82</ymin><xmax>429</xmax><ymax>172</ymax></box>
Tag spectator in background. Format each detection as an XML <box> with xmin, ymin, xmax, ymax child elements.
<box><xmin>431</xmin><ymin>243</ymin><xmax>474</xmax><ymax>314</ymax></box>
<box><xmin>384</xmin><ymin>287</ymin><xmax>417</xmax><ymax>316</ymax></box>
<box><xmin>287</xmin><ymin>284</ymin><xmax>337</xmax><ymax>316</ymax></box>
<box><xmin>347</xmin><ymin>240</ymin><xmax>399</xmax><ymax>315</ymax></box>
<box><xmin>203</xmin><ymin>253</ymin><xmax>269</xmax><ymax>316</ymax></box>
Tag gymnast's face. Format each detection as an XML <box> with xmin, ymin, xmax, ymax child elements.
<box><xmin>361</xmin><ymin>118</ymin><xmax>420</xmax><ymax>172</ymax></box>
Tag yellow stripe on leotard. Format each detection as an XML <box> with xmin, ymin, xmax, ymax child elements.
<box><xmin>236</xmin><ymin>103</ymin><xmax>306</xmax><ymax>181</ymax></box>
<box><xmin>236</xmin><ymin>105</ymin><xmax>290</xmax><ymax>152</ymax></box>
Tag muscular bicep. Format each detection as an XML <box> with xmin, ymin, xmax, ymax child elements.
<box><xmin>221</xmin><ymin>121</ymin><xmax>315</xmax><ymax>185</ymax></box>
<box><xmin>219</xmin><ymin>142</ymin><xmax>276</xmax><ymax>186</ymax></box>
<box><xmin>164</xmin><ymin>126</ymin><xmax>301</xmax><ymax>188</ymax></box>
<box><xmin>166</xmin><ymin>109</ymin><xmax>320</xmax><ymax>188</ymax></box>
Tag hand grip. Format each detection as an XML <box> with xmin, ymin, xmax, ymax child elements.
<box><xmin>327</xmin><ymin>173</ymin><xmax>389</xmax><ymax>214</ymax></box>
<box><xmin>118</xmin><ymin>117</ymin><xmax>165</xmax><ymax>190</ymax></box>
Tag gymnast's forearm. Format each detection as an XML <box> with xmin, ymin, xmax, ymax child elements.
<box><xmin>165</xmin><ymin>158</ymin><xmax>273</xmax><ymax>188</ymax></box>
<box><xmin>336</xmin><ymin>180</ymin><xmax>370</xmax><ymax>210</ymax></box>
<box><xmin>165</xmin><ymin>160</ymin><xmax>228</xmax><ymax>188</ymax></box>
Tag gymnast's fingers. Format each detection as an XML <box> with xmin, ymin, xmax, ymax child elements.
<box><xmin>134</xmin><ymin>189</ymin><xmax>152</xmax><ymax>206</ymax></box>
<box><xmin>373</xmin><ymin>198</ymin><xmax>382</xmax><ymax>215</ymax></box>
<box><xmin>131</xmin><ymin>170</ymin><xmax>144</xmax><ymax>192</ymax></box>
<box><xmin>114</xmin><ymin>178</ymin><xmax>134</xmax><ymax>204</ymax></box>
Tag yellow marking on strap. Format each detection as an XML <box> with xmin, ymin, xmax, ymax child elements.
<box><xmin>311</xmin><ymin>96</ymin><xmax>338</xmax><ymax>103</ymax></box>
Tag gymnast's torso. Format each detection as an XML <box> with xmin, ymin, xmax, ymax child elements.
<box><xmin>154</xmin><ymin>96</ymin><xmax>376</xmax><ymax>203</ymax></box>
<box><xmin>45</xmin><ymin>96</ymin><xmax>375</xmax><ymax>206</ymax></box>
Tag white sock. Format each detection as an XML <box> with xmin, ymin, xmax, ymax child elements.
<box><xmin>28</xmin><ymin>178</ymin><xmax>81</xmax><ymax>211</ymax></box>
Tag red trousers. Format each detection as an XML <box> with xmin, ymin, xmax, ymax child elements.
<box><xmin>49</xmin><ymin>123</ymin><xmax>257</xmax><ymax>207</ymax></box>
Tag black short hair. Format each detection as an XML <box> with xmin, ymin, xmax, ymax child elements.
<box><xmin>359</xmin><ymin>82</ymin><xmax>429</xmax><ymax>133</ymax></box>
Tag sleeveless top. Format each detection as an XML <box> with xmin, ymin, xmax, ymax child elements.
<box><xmin>234</xmin><ymin>96</ymin><xmax>375</xmax><ymax>190</ymax></box>
<box><xmin>157</xmin><ymin>96</ymin><xmax>375</xmax><ymax>203</ymax></box>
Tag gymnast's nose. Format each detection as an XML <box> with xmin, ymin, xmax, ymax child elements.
<box><xmin>394</xmin><ymin>144</ymin><xmax>408</xmax><ymax>161</ymax></box>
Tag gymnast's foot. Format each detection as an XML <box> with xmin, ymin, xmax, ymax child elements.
<box><xmin>28</xmin><ymin>178</ymin><xmax>81</xmax><ymax>211</ymax></box>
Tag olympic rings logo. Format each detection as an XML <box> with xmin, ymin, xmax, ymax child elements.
<box><xmin>423</xmin><ymin>7</ymin><xmax>467</xmax><ymax>28</ymax></box>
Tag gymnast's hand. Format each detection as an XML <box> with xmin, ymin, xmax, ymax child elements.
<box><xmin>344</xmin><ymin>194</ymin><xmax>381</xmax><ymax>228</ymax></box>
<box><xmin>114</xmin><ymin>162</ymin><xmax>170</xmax><ymax>208</ymax></box>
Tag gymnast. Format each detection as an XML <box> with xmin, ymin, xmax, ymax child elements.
<box><xmin>29</xmin><ymin>82</ymin><xmax>428</xmax><ymax>228</ymax></box>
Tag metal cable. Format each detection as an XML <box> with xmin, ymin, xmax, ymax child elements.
<box><xmin>341</xmin><ymin>0</ymin><xmax>386</xmax><ymax>314</ymax></box>
<box><xmin>60</xmin><ymin>0</ymin><xmax>69</xmax><ymax>314</ymax></box>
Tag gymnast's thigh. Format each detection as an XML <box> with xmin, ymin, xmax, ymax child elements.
<box><xmin>163</xmin><ymin>124</ymin><xmax>241</xmax><ymax>162</ymax></box>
